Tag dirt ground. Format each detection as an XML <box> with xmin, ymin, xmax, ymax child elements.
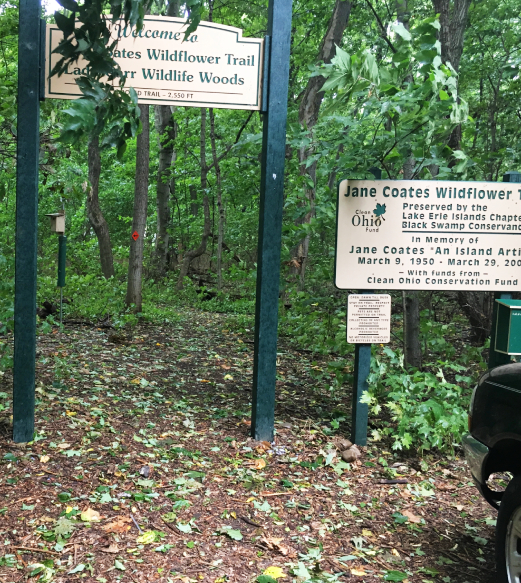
<box><xmin>0</xmin><ymin>311</ymin><xmax>497</xmax><ymax>582</ymax></box>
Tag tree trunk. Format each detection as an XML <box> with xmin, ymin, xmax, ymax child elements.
<box><xmin>209</xmin><ymin>108</ymin><xmax>224</xmax><ymax>291</ymax></box>
<box><xmin>176</xmin><ymin>195</ymin><xmax>211</xmax><ymax>290</ymax></box>
<box><xmin>401</xmin><ymin>154</ymin><xmax>422</xmax><ymax>368</ymax></box>
<box><xmin>126</xmin><ymin>104</ymin><xmax>150</xmax><ymax>312</ymax></box>
<box><xmin>455</xmin><ymin>291</ymin><xmax>494</xmax><ymax>345</ymax></box>
<box><xmin>291</xmin><ymin>0</ymin><xmax>352</xmax><ymax>286</ymax></box>
<box><xmin>190</xmin><ymin>184</ymin><xmax>198</xmax><ymax>217</ymax></box>
<box><xmin>403</xmin><ymin>292</ymin><xmax>422</xmax><ymax>368</ymax></box>
<box><xmin>87</xmin><ymin>136</ymin><xmax>115</xmax><ymax>279</ymax></box>
<box><xmin>432</xmin><ymin>0</ymin><xmax>472</xmax><ymax>152</ymax></box>
<box><xmin>200</xmin><ymin>108</ymin><xmax>208</xmax><ymax>192</ymax></box>
<box><xmin>152</xmin><ymin>0</ymin><xmax>180</xmax><ymax>275</ymax></box>
<box><xmin>432</xmin><ymin>0</ymin><xmax>471</xmax><ymax>73</ymax></box>
<box><xmin>433</xmin><ymin>0</ymin><xmax>491</xmax><ymax>344</ymax></box>
<box><xmin>153</xmin><ymin>104</ymin><xmax>176</xmax><ymax>276</ymax></box>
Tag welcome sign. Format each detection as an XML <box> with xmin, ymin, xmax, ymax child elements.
<box><xmin>335</xmin><ymin>179</ymin><xmax>521</xmax><ymax>291</ymax></box>
<box><xmin>45</xmin><ymin>16</ymin><xmax>264</xmax><ymax>110</ymax></box>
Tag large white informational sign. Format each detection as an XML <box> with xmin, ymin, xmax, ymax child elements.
<box><xmin>347</xmin><ymin>294</ymin><xmax>391</xmax><ymax>344</ymax></box>
<box><xmin>336</xmin><ymin>179</ymin><xmax>521</xmax><ymax>291</ymax></box>
<box><xmin>45</xmin><ymin>16</ymin><xmax>264</xmax><ymax>110</ymax></box>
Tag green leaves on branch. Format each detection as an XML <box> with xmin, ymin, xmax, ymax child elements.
<box><xmin>51</xmin><ymin>0</ymin><xmax>203</xmax><ymax>154</ymax></box>
<box><xmin>361</xmin><ymin>346</ymin><xmax>474</xmax><ymax>452</ymax></box>
<box><xmin>320</xmin><ymin>46</ymin><xmax>379</xmax><ymax>100</ymax></box>
<box><xmin>61</xmin><ymin>82</ymin><xmax>141</xmax><ymax>158</ymax></box>
<box><xmin>317</xmin><ymin>16</ymin><xmax>469</xmax><ymax>178</ymax></box>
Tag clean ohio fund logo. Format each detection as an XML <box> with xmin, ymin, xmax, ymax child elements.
<box><xmin>351</xmin><ymin>203</ymin><xmax>386</xmax><ymax>232</ymax></box>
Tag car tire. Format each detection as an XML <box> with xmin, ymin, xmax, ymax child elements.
<box><xmin>496</xmin><ymin>474</ymin><xmax>521</xmax><ymax>582</ymax></box>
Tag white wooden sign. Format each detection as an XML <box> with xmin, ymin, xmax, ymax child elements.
<box><xmin>336</xmin><ymin>179</ymin><xmax>521</xmax><ymax>291</ymax></box>
<box><xmin>45</xmin><ymin>16</ymin><xmax>264</xmax><ymax>110</ymax></box>
<box><xmin>347</xmin><ymin>294</ymin><xmax>391</xmax><ymax>344</ymax></box>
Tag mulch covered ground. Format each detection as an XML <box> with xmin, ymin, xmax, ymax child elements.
<box><xmin>0</xmin><ymin>310</ymin><xmax>497</xmax><ymax>582</ymax></box>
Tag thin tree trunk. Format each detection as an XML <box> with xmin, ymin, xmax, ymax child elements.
<box><xmin>209</xmin><ymin>108</ymin><xmax>224</xmax><ymax>291</ymax></box>
<box><xmin>176</xmin><ymin>195</ymin><xmax>211</xmax><ymax>290</ymax></box>
<box><xmin>126</xmin><ymin>104</ymin><xmax>150</xmax><ymax>312</ymax></box>
<box><xmin>200</xmin><ymin>108</ymin><xmax>208</xmax><ymax>193</ymax></box>
<box><xmin>432</xmin><ymin>0</ymin><xmax>472</xmax><ymax>153</ymax></box>
<box><xmin>87</xmin><ymin>136</ymin><xmax>114</xmax><ymax>279</ymax></box>
<box><xmin>153</xmin><ymin>0</ymin><xmax>180</xmax><ymax>275</ymax></box>
<box><xmin>153</xmin><ymin>105</ymin><xmax>176</xmax><ymax>276</ymax></box>
<box><xmin>291</xmin><ymin>0</ymin><xmax>352</xmax><ymax>286</ymax></box>
<box><xmin>403</xmin><ymin>292</ymin><xmax>421</xmax><ymax>368</ymax></box>
<box><xmin>190</xmin><ymin>184</ymin><xmax>198</xmax><ymax>216</ymax></box>
<box><xmin>401</xmin><ymin>145</ymin><xmax>421</xmax><ymax>368</ymax></box>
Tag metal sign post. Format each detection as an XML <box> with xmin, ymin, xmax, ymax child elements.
<box><xmin>251</xmin><ymin>0</ymin><xmax>292</xmax><ymax>441</ymax></box>
<box><xmin>351</xmin><ymin>291</ymin><xmax>373</xmax><ymax>446</ymax></box>
<box><xmin>13</xmin><ymin>0</ymin><xmax>42</xmax><ymax>443</ymax></box>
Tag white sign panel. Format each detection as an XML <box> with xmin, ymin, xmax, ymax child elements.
<box><xmin>336</xmin><ymin>179</ymin><xmax>521</xmax><ymax>291</ymax></box>
<box><xmin>347</xmin><ymin>294</ymin><xmax>391</xmax><ymax>344</ymax></box>
<box><xmin>45</xmin><ymin>17</ymin><xmax>264</xmax><ymax>110</ymax></box>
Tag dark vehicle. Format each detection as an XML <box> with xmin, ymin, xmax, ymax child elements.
<box><xmin>463</xmin><ymin>362</ymin><xmax>521</xmax><ymax>582</ymax></box>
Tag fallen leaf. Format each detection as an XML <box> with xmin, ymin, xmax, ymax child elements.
<box><xmin>402</xmin><ymin>510</ymin><xmax>421</xmax><ymax>524</ymax></box>
<box><xmin>80</xmin><ymin>508</ymin><xmax>101</xmax><ymax>522</ymax></box>
<box><xmin>263</xmin><ymin>566</ymin><xmax>286</xmax><ymax>579</ymax></box>
<box><xmin>260</xmin><ymin>536</ymin><xmax>296</xmax><ymax>558</ymax></box>
<box><xmin>254</xmin><ymin>458</ymin><xmax>266</xmax><ymax>470</ymax></box>
<box><xmin>100</xmin><ymin>544</ymin><xmax>119</xmax><ymax>553</ymax></box>
<box><xmin>57</xmin><ymin>443</ymin><xmax>71</xmax><ymax>449</ymax></box>
<box><xmin>40</xmin><ymin>455</ymin><xmax>50</xmax><ymax>464</ymax></box>
<box><xmin>437</xmin><ymin>482</ymin><xmax>456</xmax><ymax>491</ymax></box>
<box><xmin>137</xmin><ymin>531</ymin><xmax>158</xmax><ymax>544</ymax></box>
<box><xmin>362</xmin><ymin>529</ymin><xmax>374</xmax><ymax>537</ymax></box>
<box><xmin>102</xmin><ymin>516</ymin><xmax>132</xmax><ymax>533</ymax></box>
<box><xmin>351</xmin><ymin>568</ymin><xmax>366</xmax><ymax>576</ymax></box>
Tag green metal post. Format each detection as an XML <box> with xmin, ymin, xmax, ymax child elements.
<box><xmin>352</xmin><ymin>342</ymin><xmax>371</xmax><ymax>445</ymax></box>
<box><xmin>13</xmin><ymin>0</ymin><xmax>41</xmax><ymax>443</ymax></box>
<box><xmin>351</xmin><ymin>291</ymin><xmax>373</xmax><ymax>446</ymax></box>
<box><xmin>57</xmin><ymin>235</ymin><xmax>66</xmax><ymax>288</ymax></box>
<box><xmin>488</xmin><ymin>172</ymin><xmax>518</xmax><ymax>369</ymax></box>
<box><xmin>58</xmin><ymin>235</ymin><xmax>66</xmax><ymax>325</ymax></box>
<box><xmin>251</xmin><ymin>0</ymin><xmax>292</xmax><ymax>441</ymax></box>
<box><xmin>349</xmin><ymin>168</ymin><xmax>381</xmax><ymax>446</ymax></box>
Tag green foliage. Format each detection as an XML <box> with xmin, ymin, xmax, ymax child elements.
<box><xmin>317</xmin><ymin>16</ymin><xmax>468</xmax><ymax>178</ymax></box>
<box><xmin>362</xmin><ymin>343</ymin><xmax>481</xmax><ymax>452</ymax></box>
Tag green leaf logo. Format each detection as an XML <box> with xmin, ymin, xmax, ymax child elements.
<box><xmin>374</xmin><ymin>203</ymin><xmax>386</xmax><ymax>219</ymax></box>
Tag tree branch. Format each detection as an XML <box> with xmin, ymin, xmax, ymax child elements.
<box><xmin>365</xmin><ymin>0</ymin><xmax>396</xmax><ymax>53</ymax></box>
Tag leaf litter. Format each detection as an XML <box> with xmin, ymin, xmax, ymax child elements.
<box><xmin>0</xmin><ymin>310</ymin><xmax>496</xmax><ymax>582</ymax></box>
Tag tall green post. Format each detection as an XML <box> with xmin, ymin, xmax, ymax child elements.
<box><xmin>251</xmin><ymin>0</ymin><xmax>292</xmax><ymax>441</ymax></box>
<box><xmin>13</xmin><ymin>0</ymin><xmax>41</xmax><ymax>442</ymax></box>
<box><xmin>351</xmin><ymin>339</ymin><xmax>371</xmax><ymax>445</ymax></box>
<box><xmin>350</xmin><ymin>168</ymin><xmax>380</xmax><ymax>446</ymax></box>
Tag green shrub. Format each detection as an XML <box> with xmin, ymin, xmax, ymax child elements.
<box><xmin>362</xmin><ymin>346</ymin><xmax>484</xmax><ymax>452</ymax></box>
